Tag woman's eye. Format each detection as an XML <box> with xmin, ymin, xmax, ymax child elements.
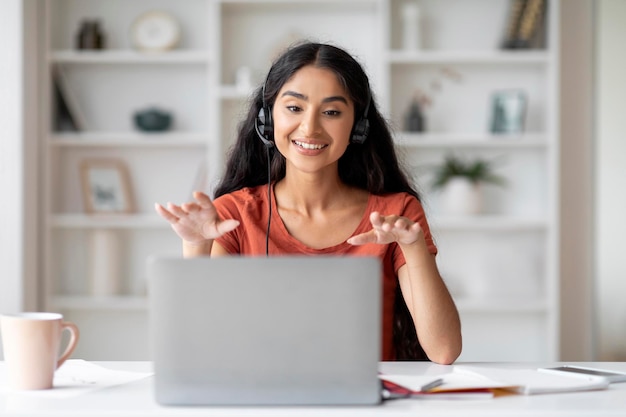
<box><xmin>324</xmin><ymin>110</ymin><xmax>341</xmax><ymax>117</ymax></box>
<box><xmin>286</xmin><ymin>106</ymin><xmax>301</xmax><ymax>113</ymax></box>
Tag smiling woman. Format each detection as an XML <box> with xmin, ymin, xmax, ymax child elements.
<box><xmin>155</xmin><ymin>42</ymin><xmax>462</xmax><ymax>365</ymax></box>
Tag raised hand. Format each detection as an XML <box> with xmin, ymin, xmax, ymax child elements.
<box><xmin>154</xmin><ymin>191</ymin><xmax>240</xmax><ymax>244</ymax></box>
<box><xmin>347</xmin><ymin>211</ymin><xmax>423</xmax><ymax>246</ymax></box>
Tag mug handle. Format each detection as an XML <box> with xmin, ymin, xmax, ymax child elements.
<box><xmin>57</xmin><ymin>321</ymin><xmax>80</xmax><ymax>369</ymax></box>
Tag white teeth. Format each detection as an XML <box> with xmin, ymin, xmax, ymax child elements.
<box><xmin>293</xmin><ymin>140</ymin><xmax>326</xmax><ymax>150</ymax></box>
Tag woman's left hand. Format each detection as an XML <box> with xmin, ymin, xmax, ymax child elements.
<box><xmin>347</xmin><ymin>211</ymin><xmax>424</xmax><ymax>246</ymax></box>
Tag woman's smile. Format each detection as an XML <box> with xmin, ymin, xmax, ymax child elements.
<box><xmin>292</xmin><ymin>140</ymin><xmax>327</xmax><ymax>150</ymax></box>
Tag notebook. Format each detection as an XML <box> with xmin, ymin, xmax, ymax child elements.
<box><xmin>146</xmin><ymin>255</ymin><xmax>382</xmax><ymax>406</ymax></box>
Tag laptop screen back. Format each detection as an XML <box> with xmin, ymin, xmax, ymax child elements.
<box><xmin>147</xmin><ymin>255</ymin><xmax>382</xmax><ymax>406</ymax></box>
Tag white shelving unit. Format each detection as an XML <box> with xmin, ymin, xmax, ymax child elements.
<box><xmin>40</xmin><ymin>0</ymin><xmax>559</xmax><ymax>361</ymax></box>
<box><xmin>383</xmin><ymin>0</ymin><xmax>559</xmax><ymax>362</ymax></box>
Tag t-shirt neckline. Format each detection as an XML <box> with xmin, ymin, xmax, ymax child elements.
<box><xmin>268</xmin><ymin>183</ymin><xmax>374</xmax><ymax>253</ymax></box>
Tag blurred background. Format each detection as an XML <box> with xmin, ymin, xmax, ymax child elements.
<box><xmin>0</xmin><ymin>0</ymin><xmax>623</xmax><ymax>362</ymax></box>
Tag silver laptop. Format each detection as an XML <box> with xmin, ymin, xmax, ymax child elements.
<box><xmin>147</xmin><ymin>255</ymin><xmax>382</xmax><ymax>406</ymax></box>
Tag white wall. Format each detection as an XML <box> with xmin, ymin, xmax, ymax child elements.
<box><xmin>0</xmin><ymin>0</ymin><xmax>25</xmax><ymax>358</ymax></box>
<box><xmin>595</xmin><ymin>0</ymin><xmax>626</xmax><ymax>361</ymax></box>
<box><xmin>0</xmin><ymin>1</ymin><xmax>25</xmax><ymax>312</ymax></box>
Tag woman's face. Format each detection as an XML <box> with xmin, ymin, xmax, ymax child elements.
<box><xmin>271</xmin><ymin>65</ymin><xmax>355</xmax><ymax>176</ymax></box>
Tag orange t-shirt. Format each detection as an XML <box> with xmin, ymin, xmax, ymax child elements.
<box><xmin>213</xmin><ymin>184</ymin><xmax>437</xmax><ymax>361</ymax></box>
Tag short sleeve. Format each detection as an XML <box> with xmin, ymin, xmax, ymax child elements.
<box><xmin>213</xmin><ymin>194</ymin><xmax>242</xmax><ymax>254</ymax></box>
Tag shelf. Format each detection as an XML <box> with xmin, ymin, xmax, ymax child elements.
<box><xmin>49</xmin><ymin>50</ymin><xmax>210</xmax><ymax>64</ymax></box>
<box><xmin>221</xmin><ymin>0</ymin><xmax>377</xmax><ymax>9</ymax></box>
<box><xmin>387</xmin><ymin>50</ymin><xmax>551</xmax><ymax>65</ymax></box>
<box><xmin>49</xmin><ymin>132</ymin><xmax>209</xmax><ymax>147</ymax></box>
<box><xmin>395</xmin><ymin>133</ymin><xmax>548</xmax><ymax>148</ymax></box>
<box><xmin>430</xmin><ymin>216</ymin><xmax>548</xmax><ymax>231</ymax></box>
<box><xmin>219</xmin><ymin>85</ymin><xmax>254</xmax><ymax>100</ymax></box>
<box><xmin>456</xmin><ymin>298</ymin><xmax>548</xmax><ymax>313</ymax></box>
<box><xmin>50</xmin><ymin>214</ymin><xmax>169</xmax><ymax>229</ymax></box>
<box><xmin>51</xmin><ymin>295</ymin><xmax>148</xmax><ymax>311</ymax></box>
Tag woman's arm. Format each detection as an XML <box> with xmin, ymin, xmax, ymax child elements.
<box><xmin>348</xmin><ymin>211</ymin><xmax>462</xmax><ymax>364</ymax></box>
<box><xmin>397</xmin><ymin>241</ymin><xmax>461</xmax><ymax>365</ymax></box>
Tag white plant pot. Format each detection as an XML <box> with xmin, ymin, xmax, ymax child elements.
<box><xmin>439</xmin><ymin>177</ymin><xmax>483</xmax><ymax>216</ymax></box>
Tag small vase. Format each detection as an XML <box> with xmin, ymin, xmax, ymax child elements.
<box><xmin>89</xmin><ymin>229</ymin><xmax>121</xmax><ymax>296</ymax></box>
<box><xmin>404</xmin><ymin>98</ymin><xmax>425</xmax><ymax>132</ymax></box>
<box><xmin>400</xmin><ymin>1</ymin><xmax>422</xmax><ymax>50</ymax></box>
<box><xmin>439</xmin><ymin>177</ymin><xmax>482</xmax><ymax>216</ymax></box>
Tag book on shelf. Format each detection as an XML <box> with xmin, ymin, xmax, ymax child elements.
<box><xmin>501</xmin><ymin>0</ymin><xmax>546</xmax><ymax>50</ymax></box>
<box><xmin>53</xmin><ymin>65</ymin><xmax>87</xmax><ymax>132</ymax></box>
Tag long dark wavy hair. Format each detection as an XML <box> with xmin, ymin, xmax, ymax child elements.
<box><xmin>214</xmin><ymin>42</ymin><xmax>427</xmax><ymax>361</ymax></box>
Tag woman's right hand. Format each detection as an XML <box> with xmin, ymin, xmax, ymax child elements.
<box><xmin>154</xmin><ymin>191</ymin><xmax>240</xmax><ymax>245</ymax></box>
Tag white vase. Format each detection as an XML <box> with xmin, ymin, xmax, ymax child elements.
<box><xmin>400</xmin><ymin>2</ymin><xmax>422</xmax><ymax>50</ymax></box>
<box><xmin>88</xmin><ymin>229</ymin><xmax>121</xmax><ymax>296</ymax></box>
<box><xmin>439</xmin><ymin>177</ymin><xmax>483</xmax><ymax>216</ymax></box>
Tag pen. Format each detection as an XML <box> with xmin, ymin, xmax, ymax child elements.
<box><xmin>420</xmin><ymin>378</ymin><xmax>444</xmax><ymax>392</ymax></box>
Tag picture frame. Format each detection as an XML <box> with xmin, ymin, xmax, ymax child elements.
<box><xmin>490</xmin><ymin>90</ymin><xmax>527</xmax><ymax>134</ymax></box>
<box><xmin>80</xmin><ymin>159</ymin><xmax>134</xmax><ymax>214</ymax></box>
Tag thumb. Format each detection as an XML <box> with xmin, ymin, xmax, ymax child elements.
<box><xmin>347</xmin><ymin>230</ymin><xmax>377</xmax><ymax>246</ymax></box>
<box><xmin>202</xmin><ymin>219</ymin><xmax>240</xmax><ymax>239</ymax></box>
<box><xmin>216</xmin><ymin>219</ymin><xmax>240</xmax><ymax>236</ymax></box>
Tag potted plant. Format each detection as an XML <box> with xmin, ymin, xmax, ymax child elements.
<box><xmin>430</xmin><ymin>154</ymin><xmax>505</xmax><ymax>215</ymax></box>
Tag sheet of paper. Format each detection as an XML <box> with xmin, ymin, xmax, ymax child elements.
<box><xmin>453</xmin><ymin>365</ymin><xmax>610</xmax><ymax>395</ymax></box>
<box><xmin>0</xmin><ymin>360</ymin><xmax>153</xmax><ymax>399</ymax></box>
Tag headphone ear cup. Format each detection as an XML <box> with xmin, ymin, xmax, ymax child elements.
<box><xmin>350</xmin><ymin>118</ymin><xmax>370</xmax><ymax>144</ymax></box>
<box><xmin>263</xmin><ymin>106</ymin><xmax>273</xmax><ymax>138</ymax></box>
<box><xmin>255</xmin><ymin>106</ymin><xmax>274</xmax><ymax>148</ymax></box>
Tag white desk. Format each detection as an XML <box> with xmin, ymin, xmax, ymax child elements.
<box><xmin>1</xmin><ymin>361</ymin><xmax>626</xmax><ymax>416</ymax></box>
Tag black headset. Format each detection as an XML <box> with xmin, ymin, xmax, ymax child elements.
<box><xmin>254</xmin><ymin>76</ymin><xmax>372</xmax><ymax>147</ymax></box>
<box><xmin>350</xmin><ymin>92</ymin><xmax>371</xmax><ymax>145</ymax></box>
<box><xmin>255</xmin><ymin>81</ymin><xmax>275</xmax><ymax>148</ymax></box>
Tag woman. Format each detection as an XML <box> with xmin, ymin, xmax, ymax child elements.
<box><xmin>155</xmin><ymin>42</ymin><xmax>461</xmax><ymax>364</ymax></box>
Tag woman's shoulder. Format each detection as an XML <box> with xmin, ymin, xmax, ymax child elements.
<box><xmin>213</xmin><ymin>184</ymin><xmax>267</xmax><ymax>214</ymax></box>
<box><xmin>370</xmin><ymin>191</ymin><xmax>420</xmax><ymax>207</ymax></box>
<box><xmin>214</xmin><ymin>185</ymin><xmax>267</xmax><ymax>202</ymax></box>
<box><xmin>369</xmin><ymin>191</ymin><xmax>427</xmax><ymax>217</ymax></box>
<box><xmin>214</xmin><ymin>185</ymin><xmax>268</xmax><ymax>209</ymax></box>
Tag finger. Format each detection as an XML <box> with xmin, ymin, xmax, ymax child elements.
<box><xmin>369</xmin><ymin>211</ymin><xmax>383</xmax><ymax>227</ymax></box>
<box><xmin>347</xmin><ymin>230</ymin><xmax>378</xmax><ymax>246</ymax></box>
<box><xmin>154</xmin><ymin>203</ymin><xmax>179</xmax><ymax>223</ymax></box>
<box><xmin>167</xmin><ymin>202</ymin><xmax>186</xmax><ymax>216</ymax></box>
<box><xmin>193</xmin><ymin>191</ymin><xmax>215</xmax><ymax>208</ymax></box>
<box><xmin>181</xmin><ymin>202</ymin><xmax>201</xmax><ymax>212</ymax></box>
<box><xmin>394</xmin><ymin>218</ymin><xmax>412</xmax><ymax>231</ymax></box>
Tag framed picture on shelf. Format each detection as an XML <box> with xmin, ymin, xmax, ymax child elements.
<box><xmin>80</xmin><ymin>159</ymin><xmax>134</xmax><ymax>214</ymax></box>
<box><xmin>490</xmin><ymin>90</ymin><xmax>527</xmax><ymax>134</ymax></box>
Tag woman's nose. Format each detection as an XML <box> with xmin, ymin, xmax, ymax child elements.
<box><xmin>299</xmin><ymin>110</ymin><xmax>321</xmax><ymax>137</ymax></box>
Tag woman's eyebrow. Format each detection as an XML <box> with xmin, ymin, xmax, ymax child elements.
<box><xmin>281</xmin><ymin>90</ymin><xmax>348</xmax><ymax>105</ymax></box>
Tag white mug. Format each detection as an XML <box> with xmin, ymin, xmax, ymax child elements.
<box><xmin>1</xmin><ymin>312</ymin><xmax>80</xmax><ymax>390</ymax></box>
